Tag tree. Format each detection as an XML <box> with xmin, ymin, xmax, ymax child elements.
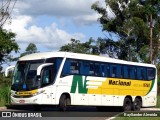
<box><xmin>0</xmin><ymin>28</ymin><xmax>19</xmax><ymax>65</ymax></box>
<box><xmin>92</xmin><ymin>0</ymin><xmax>160</xmax><ymax>63</ymax></box>
<box><xmin>59</xmin><ymin>38</ymin><xmax>96</xmax><ymax>54</ymax></box>
<box><xmin>20</xmin><ymin>43</ymin><xmax>38</xmax><ymax>57</ymax></box>
<box><xmin>0</xmin><ymin>0</ymin><xmax>17</xmax><ymax>27</ymax></box>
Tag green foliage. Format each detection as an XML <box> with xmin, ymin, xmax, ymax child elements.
<box><xmin>157</xmin><ymin>95</ymin><xmax>160</xmax><ymax>108</ymax></box>
<box><xmin>0</xmin><ymin>28</ymin><xmax>19</xmax><ymax>65</ymax></box>
<box><xmin>138</xmin><ymin>45</ymin><xmax>150</xmax><ymax>63</ymax></box>
<box><xmin>0</xmin><ymin>73</ymin><xmax>11</xmax><ymax>106</ymax></box>
<box><xmin>0</xmin><ymin>86</ymin><xmax>10</xmax><ymax>106</ymax></box>
<box><xmin>91</xmin><ymin>0</ymin><xmax>160</xmax><ymax>63</ymax></box>
<box><xmin>59</xmin><ymin>38</ymin><xmax>97</xmax><ymax>54</ymax></box>
<box><xmin>0</xmin><ymin>71</ymin><xmax>12</xmax><ymax>106</ymax></box>
<box><xmin>12</xmin><ymin>43</ymin><xmax>39</xmax><ymax>61</ymax></box>
<box><xmin>20</xmin><ymin>43</ymin><xmax>38</xmax><ymax>57</ymax></box>
<box><xmin>157</xmin><ymin>75</ymin><xmax>160</xmax><ymax>88</ymax></box>
<box><xmin>0</xmin><ymin>73</ymin><xmax>12</xmax><ymax>86</ymax></box>
<box><xmin>26</xmin><ymin>43</ymin><xmax>38</xmax><ymax>53</ymax></box>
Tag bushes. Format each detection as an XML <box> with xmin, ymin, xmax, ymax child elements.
<box><xmin>0</xmin><ymin>74</ymin><xmax>11</xmax><ymax>106</ymax></box>
<box><xmin>0</xmin><ymin>86</ymin><xmax>10</xmax><ymax>106</ymax></box>
<box><xmin>158</xmin><ymin>76</ymin><xmax>160</xmax><ymax>86</ymax></box>
<box><xmin>157</xmin><ymin>76</ymin><xmax>160</xmax><ymax>95</ymax></box>
<box><xmin>0</xmin><ymin>73</ymin><xmax>12</xmax><ymax>86</ymax></box>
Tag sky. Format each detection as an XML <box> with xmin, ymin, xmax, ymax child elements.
<box><xmin>4</xmin><ymin>0</ymin><xmax>108</xmax><ymax>53</ymax></box>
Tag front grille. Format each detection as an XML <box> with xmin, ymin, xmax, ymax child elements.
<box><xmin>13</xmin><ymin>95</ymin><xmax>33</xmax><ymax>98</ymax></box>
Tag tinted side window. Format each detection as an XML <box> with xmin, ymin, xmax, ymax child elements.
<box><xmin>141</xmin><ymin>68</ymin><xmax>147</xmax><ymax>80</ymax></box>
<box><xmin>95</xmin><ymin>63</ymin><xmax>101</xmax><ymax>77</ymax></box>
<box><xmin>123</xmin><ymin>66</ymin><xmax>129</xmax><ymax>79</ymax></box>
<box><xmin>101</xmin><ymin>64</ymin><xmax>106</xmax><ymax>77</ymax></box>
<box><xmin>137</xmin><ymin>67</ymin><xmax>142</xmax><ymax>80</ymax></box>
<box><xmin>83</xmin><ymin>61</ymin><xmax>90</xmax><ymax>76</ymax></box>
<box><xmin>110</xmin><ymin>64</ymin><xmax>117</xmax><ymax>78</ymax></box>
<box><xmin>129</xmin><ymin>66</ymin><xmax>136</xmax><ymax>79</ymax></box>
<box><xmin>147</xmin><ymin>68</ymin><xmax>155</xmax><ymax>80</ymax></box>
<box><xmin>41</xmin><ymin>68</ymin><xmax>53</xmax><ymax>87</ymax></box>
<box><xmin>121</xmin><ymin>65</ymin><xmax>124</xmax><ymax>78</ymax></box>
<box><xmin>117</xmin><ymin>65</ymin><xmax>122</xmax><ymax>78</ymax></box>
<box><xmin>46</xmin><ymin>58</ymin><xmax>63</xmax><ymax>70</ymax></box>
<box><xmin>89</xmin><ymin>62</ymin><xmax>94</xmax><ymax>76</ymax></box>
<box><xmin>70</xmin><ymin>60</ymin><xmax>79</xmax><ymax>74</ymax></box>
<box><xmin>61</xmin><ymin>59</ymin><xmax>70</xmax><ymax>76</ymax></box>
<box><xmin>106</xmin><ymin>64</ymin><xmax>110</xmax><ymax>77</ymax></box>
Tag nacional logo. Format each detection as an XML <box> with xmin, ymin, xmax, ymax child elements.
<box><xmin>70</xmin><ymin>75</ymin><xmax>88</xmax><ymax>93</ymax></box>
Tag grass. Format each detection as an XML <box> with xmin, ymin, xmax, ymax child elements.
<box><xmin>114</xmin><ymin>117</ymin><xmax>160</xmax><ymax>120</ymax></box>
<box><xmin>0</xmin><ymin>85</ymin><xmax>10</xmax><ymax>107</ymax></box>
<box><xmin>157</xmin><ymin>95</ymin><xmax>160</xmax><ymax>108</ymax></box>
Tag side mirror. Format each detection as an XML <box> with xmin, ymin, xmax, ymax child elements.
<box><xmin>5</xmin><ymin>65</ymin><xmax>15</xmax><ymax>77</ymax></box>
<box><xmin>37</xmin><ymin>63</ymin><xmax>53</xmax><ymax>76</ymax></box>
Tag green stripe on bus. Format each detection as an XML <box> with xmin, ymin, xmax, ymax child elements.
<box><xmin>146</xmin><ymin>80</ymin><xmax>155</xmax><ymax>95</ymax></box>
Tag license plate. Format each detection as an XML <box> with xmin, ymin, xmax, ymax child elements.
<box><xmin>19</xmin><ymin>100</ymin><xmax>25</xmax><ymax>103</ymax></box>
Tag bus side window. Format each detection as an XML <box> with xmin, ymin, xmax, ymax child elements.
<box><xmin>117</xmin><ymin>65</ymin><xmax>121</xmax><ymax>78</ymax></box>
<box><xmin>89</xmin><ymin>62</ymin><xmax>95</xmax><ymax>76</ymax></box>
<box><xmin>129</xmin><ymin>66</ymin><xmax>136</xmax><ymax>79</ymax></box>
<box><xmin>95</xmin><ymin>63</ymin><xmax>100</xmax><ymax>77</ymax></box>
<box><xmin>123</xmin><ymin>66</ymin><xmax>129</xmax><ymax>79</ymax></box>
<box><xmin>79</xmin><ymin>61</ymin><xmax>83</xmax><ymax>75</ymax></box>
<box><xmin>70</xmin><ymin>60</ymin><xmax>79</xmax><ymax>74</ymax></box>
<box><xmin>83</xmin><ymin>61</ymin><xmax>90</xmax><ymax>76</ymax></box>
<box><xmin>147</xmin><ymin>68</ymin><xmax>155</xmax><ymax>80</ymax></box>
<box><xmin>137</xmin><ymin>67</ymin><xmax>143</xmax><ymax>80</ymax></box>
<box><xmin>56</xmin><ymin>58</ymin><xmax>63</xmax><ymax>71</ymax></box>
<box><xmin>42</xmin><ymin>69</ymin><xmax>52</xmax><ymax>87</ymax></box>
<box><xmin>106</xmin><ymin>64</ymin><xmax>110</xmax><ymax>77</ymax></box>
<box><xmin>141</xmin><ymin>68</ymin><xmax>147</xmax><ymax>80</ymax></box>
<box><xmin>121</xmin><ymin>65</ymin><xmax>124</xmax><ymax>78</ymax></box>
<box><xmin>61</xmin><ymin>59</ymin><xmax>71</xmax><ymax>76</ymax></box>
<box><xmin>101</xmin><ymin>64</ymin><xmax>106</xmax><ymax>77</ymax></box>
<box><xmin>110</xmin><ymin>64</ymin><xmax>117</xmax><ymax>78</ymax></box>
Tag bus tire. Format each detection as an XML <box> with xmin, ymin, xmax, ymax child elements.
<box><xmin>132</xmin><ymin>98</ymin><xmax>141</xmax><ymax>111</ymax></box>
<box><xmin>59</xmin><ymin>94</ymin><xmax>67</xmax><ymax>111</ymax></box>
<box><xmin>123</xmin><ymin>97</ymin><xmax>132</xmax><ymax>111</ymax></box>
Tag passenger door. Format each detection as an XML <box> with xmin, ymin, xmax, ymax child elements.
<box><xmin>41</xmin><ymin>66</ymin><xmax>55</xmax><ymax>104</ymax></box>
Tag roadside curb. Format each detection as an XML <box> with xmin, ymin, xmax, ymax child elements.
<box><xmin>0</xmin><ymin>106</ymin><xmax>7</xmax><ymax>110</ymax></box>
<box><xmin>106</xmin><ymin>112</ymin><xmax>122</xmax><ymax>120</ymax></box>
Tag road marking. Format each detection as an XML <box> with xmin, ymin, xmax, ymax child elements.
<box><xmin>106</xmin><ymin>112</ymin><xmax>122</xmax><ymax>120</ymax></box>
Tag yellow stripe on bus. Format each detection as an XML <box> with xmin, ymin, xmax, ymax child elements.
<box><xmin>17</xmin><ymin>89</ymin><xmax>38</xmax><ymax>96</ymax></box>
<box><xmin>87</xmin><ymin>78</ymin><xmax>152</xmax><ymax>96</ymax></box>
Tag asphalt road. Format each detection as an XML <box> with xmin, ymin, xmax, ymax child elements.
<box><xmin>0</xmin><ymin>105</ymin><xmax>122</xmax><ymax>120</ymax></box>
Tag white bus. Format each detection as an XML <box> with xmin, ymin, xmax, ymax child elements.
<box><xmin>6</xmin><ymin>52</ymin><xmax>157</xmax><ymax>111</ymax></box>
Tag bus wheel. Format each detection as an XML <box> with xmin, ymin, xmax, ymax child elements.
<box><xmin>59</xmin><ymin>94</ymin><xmax>67</xmax><ymax>111</ymax></box>
<box><xmin>132</xmin><ymin>98</ymin><xmax>141</xmax><ymax>111</ymax></box>
<box><xmin>123</xmin><ymin>97</ymin><xmax>132</xmax><ymax>111</ymax></box>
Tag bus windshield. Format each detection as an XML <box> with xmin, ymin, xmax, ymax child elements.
<box><xmin>11</xmin><ymin>60</ymin><xmax>44</xmax><ymax>91</ymax></box>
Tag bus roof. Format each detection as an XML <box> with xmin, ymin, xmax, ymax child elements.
<box><xmin>19</xmin><ymin>51</ymin><xmax>156</xmax><ymax>68</ymax></box>
<box><xmin>19</xmin><ymin>52</ymin><xmax>66</xmax><ymax>61</ymax></box>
